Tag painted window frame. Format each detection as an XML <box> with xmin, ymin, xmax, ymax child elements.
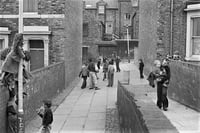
<box><xmin>185</xmin><ymin>5</ymin><xmax>200</xmax><ymax>61</ymax></box>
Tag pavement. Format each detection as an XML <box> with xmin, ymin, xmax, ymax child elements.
<box><xmin>32</xmin><ymin>60</ymin><xmax>200</xmax><ymax>133</ymax></box>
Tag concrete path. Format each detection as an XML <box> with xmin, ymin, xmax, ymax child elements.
<box><xmin>122</xmin><ymin>61</ymin><xmax>200</xmax><ymax>133</ymax></box>
<box><xmin>37</xmin><ymin>60</ymin><xmax>200</xmax><ymax>133</ymax></box>
<box><xmin>43</xmin><ymin>64</ymin><xmax>122</xmax><ymax>133</ymax></box>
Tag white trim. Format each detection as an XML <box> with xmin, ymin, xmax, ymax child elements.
<box><xmin>185</xmin><ymin>9</ymin><xmax>200</xmax><ymax>61</ymax></box>
<box><xmin>0</xmin><ymin>27</ymin><xmax>10</xmax><ymax>49</ymax></box>
<box><xmin>0</xmin><ymin>14</ymin><xmax>65</xmax><ymax>18</ymax></box>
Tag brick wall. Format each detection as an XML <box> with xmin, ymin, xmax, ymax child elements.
<box><xmin>64</xmin><ymin>0</ymin><xmax>82</xmax><ymax>87</ymax></box>
<box><xmin>117</xmin><ymin>82</ymin><xmax>179</xmax><ymax>133</ymax></box>
<box><xmin>24</xmin><ymin>62</ymin><xmax>65</xmax><ymax>122</ymax></box>
<box><xmin>0</xmin><ymin>62</ymin><xmax>65</xmax><ymax>132</ymax></box>
<box><xmin>138</xmin><ymin>0</ymin><xmax>158</xmax><ymax>74</ymax></box>
<box><xmin>168</xmin><ymin>61</ymin><xmax>200</xmax><ymax>112</ymax></box>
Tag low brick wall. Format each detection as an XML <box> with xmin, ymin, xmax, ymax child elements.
<box><xmin>117</xmin><ymin>81</ymin><xmax>178</xmax><ymax>133</ymax></box>
<box><xmin>24</xmin><ymin>62</ymin><xmax>65</xmax><ymax>122</ymax></box>
<box><xmin>0</xmin><ymin>62</ymin><xmax>65</xmax><ymax>132</ymax></box>
<box><xmin>168</xmin><ymin>61</ymin><xmax>200</xmax><ymax>112</ymax></box>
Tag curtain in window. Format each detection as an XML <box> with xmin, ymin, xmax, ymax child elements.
<box><xmin>23</xmin><ymin>0</ymin><xmax>38</xmax><ymax>12</ymax></box>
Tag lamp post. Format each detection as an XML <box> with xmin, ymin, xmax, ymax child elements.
<box><xmin>126</xmin><ymin>25</ymin><xmax>130</xmax><ymax>63</ymax></box>
<box><xmin>18</xmin><ymin>0</ymin><xmax>24</xmax><ymax>132</ymax></box>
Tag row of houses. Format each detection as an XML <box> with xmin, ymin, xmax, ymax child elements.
<box><xmin>0</xmin><ymin>0</ymin><xmax>82</xmax><ymax>132</ymax></box>
<box><xmin>83</xmin><ymin>0</ymin><xmax>200</xmax><ymax>111</ymax></box>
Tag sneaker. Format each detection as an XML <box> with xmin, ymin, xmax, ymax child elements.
<box><xmin>163</xmin><ymin>108</ymin><xmax>168</xmax><ymax>111</ymax></box>
<box><xmin>89</xmin><ymin>88</ymin><xmax>93</xmax><ymax>90</ymax></box>
<box><xmin>95</xmin><ymin>87</ymin><xmax>100</xmax><ymax>90</ymax></box>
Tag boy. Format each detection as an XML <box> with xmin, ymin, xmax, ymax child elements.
<box><xmin>79</xmin><ymin>63</ymin><xmax>89</xmax><ymax>89</ymax></box>
<box><xmin>37</xmin><ymin>100</ymin><xmax>53</xmax><ymax>133</ymax></box>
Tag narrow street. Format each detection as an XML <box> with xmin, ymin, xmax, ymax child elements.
<box><xmin>28</xmin><ymin>61</ymin><xmax>200</xmax><ymax>133</ymax></box>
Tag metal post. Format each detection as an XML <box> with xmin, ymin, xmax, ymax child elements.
<box><xmin>18</xmin><ymin>0</ymin><xmax>24</xmax><ymax>132</ymax></box>
<box><xmin>126</xmin><ymin>26</ymin><xmax>130</xmax><ymax>63</ymax></box>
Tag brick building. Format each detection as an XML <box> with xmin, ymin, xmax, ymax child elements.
<box><xmin>0</xmin><ymin>0</ymin><xmax>82</xmax><ymax>132</ymax></box>
<box><xmin>138</xmin><ymin>0</ymin><xmax>200</xmax><ymax>111</ymax></box>
<box><xmin>83</xmin><ymin>0</ymin><xmax>139</xmax><ymax>60</ymax></box>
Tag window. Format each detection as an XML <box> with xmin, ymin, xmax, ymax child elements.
<box><xmin>98</xmin><ymin>5</ymin><xmax>105</xmax><ymax>14</ymax></box>
<box><xmin>124</xmin><ymin>13</ymin><xmax>131</xmax><ymax>20</ymax></box>
<box><xmin>23</xmin><ymin>0</ymin><xmax>38</xmax><ymax>12</ymax></box>
<box><xmin>192</xmin><ymin>18</ymin><xmax>200</xmax><ymax>55</ymax></box>
<box><xmin>185</xmin><ymin>4</ymin><xmax>200</xmax><ymax>61</ymax></box>
<box><xmin>83</xmin><ymin>23</ymin><xmax>89</xmax><ymax>37</ymax></box>
<box><xmin>106</xmin><ymin>21</ymin><xmax>113</xmax><ymax>34</ymax></box>
<box><xmin>0</xmin><ymin>39</ymin><xmax>4</xmax><ymax>50</ymax></box>
<box><xmin>29</xmin><ymin>40</ymin><xmax>44</xmax><ymax>71</ymax></box>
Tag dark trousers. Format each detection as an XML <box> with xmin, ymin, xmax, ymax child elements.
<box><xmin>103</xmin><ymin>72</ymin><xmax>107</xmax><ymax>80</ymax></box>
<box><xmin>116</xmin><ymin>63</ymin><xmax>120</xmax><ymax>72</ymax></box>
<box><xmin>157</xmin><ymin>83</ymin><xmax>168</xmax><ymax>109</ymax></box>
<box><xmin>108</xmin><ymin>73</ymin><xmax>114</xmax><ymax>87</ymax></box>
<box><xmin>139</xmin><ymin>68</ymin><xmax>144</xmax><ymax>78</ymax></box>
<box><xmin>81</xmin><ymin>76</ymin><xmax>87</xmax><ymax>89</ymax></box>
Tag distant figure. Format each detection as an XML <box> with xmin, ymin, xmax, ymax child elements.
<box><xmin>115</xmin><ymin>56</ymin><xmax>121</xmax><ymax>72</ymax></box>
<box><xmin>87</xmin><ymin>58</ymin><xmax>100</xmax><ymax>90</ymax></box>
<box><xmin>97</xmin><ymin>58</ymin><xmax>101</xmax><ymax>70</ymax></box>
<box><xmin>37</xmin><ymin>100</ymin><xmax>53</xmax><ymax>133</ymax></box>
<box><xmin>79</xmin><ymin>63</ymin><xmax>89</xmax><ymax>89</ymax></box>
<box><xmin>107</xmin><ymin>61</ymin><xmax>115</xmax><ymax>87</ymax></box>
<box><xmin>138</xmin><ymin>59</ymin><xmax>144</xmax><ymax>79</ymax></box>
<box><xmin>103</xmin><ymin>59</ymin><xmax>109</xmax><ymax>81</ymax></box>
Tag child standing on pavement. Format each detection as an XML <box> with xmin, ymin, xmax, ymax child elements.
<box><xmin>79</xmin><ymin>63</ymin><xmax>89</xmax><ymax>89</ymax></box>
<box><xmin>138</xmin><ymin>59</ymin><xmax>144</xmax><ymax>79</ymax></box>
<box><xmin>107</xmin><ymin>60</ymin><xmax>115</xmax><ymax>87</ymax></box>
<box><xmin>37</xmin><ymin>100</ymin><xmax>53</xmax><ymax>133</ymax></box>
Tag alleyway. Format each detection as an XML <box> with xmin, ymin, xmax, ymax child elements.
<box><xmin>27</xmin><ymin>61</ymin><xmax>200</xmax><ymax>133</ymax></box>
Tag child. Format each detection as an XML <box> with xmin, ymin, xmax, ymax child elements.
<box><xmin>37</xmin><ymin>100</ymin><xmax>53</xmax><ymax>133</ymax></box>
<box><xmin>107</xmin><ymin>60</ymin><xmax>115</xmax><ymax>87</ymax></box>
<box><xmin>138</xmin><ymin>59</ymin><xmax>144</xmax><ymax>79</ymax></box>
<box><xmin>79</xmin><ymin>63</ymin><xmax>89</xmax><ymax>89</ymax></box>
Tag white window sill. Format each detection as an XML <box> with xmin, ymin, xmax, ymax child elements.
<box><xmin>185</xmin><ymin>56</ymin><xmax>200</xmax><ymax>62</ymax></box>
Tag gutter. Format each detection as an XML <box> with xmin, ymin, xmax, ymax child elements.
<box><xmin>170</xmin><ymin>0</ymin><xmax>174</xmax><ymax>56</ymax></box>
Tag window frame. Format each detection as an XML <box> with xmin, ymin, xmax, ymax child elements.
<box><xmin>185</xmin><ymin>8</ymin><xmax>200</xmax><ymax>61</ymax></box>
<box><xmin>83</xmin><ymin>23</ymin><xmax>89</xmax><ymax>37</ymax></box>
<box><xmin>23</xmin><ymin>0</ymin><xmax>38</xmax><ymax>13</ymax></box>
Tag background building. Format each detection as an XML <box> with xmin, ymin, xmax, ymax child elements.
<box><xmin>83</xmin><ymin>0</ymin><xmax>139</xmax><ymax>60</ymax></box>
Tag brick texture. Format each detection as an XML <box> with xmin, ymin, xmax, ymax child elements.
<box><xmin>24</xmin><ymin>62</ymin><xmax>65</xmax><ymax>122</ymax></box>
<box><xmin>117</xmin><ymin>82</ymin><xmax>179</xmax><ymax>133</ymax></box>
<box><xmin>0</xmin><ymin>0</ymin><xmax>82</xmax><ymax>131</ymax></box>
<box><xmin>168</xmin><ymin>61</ymin><xmax>200</xmax><ymax>112</ymax></box>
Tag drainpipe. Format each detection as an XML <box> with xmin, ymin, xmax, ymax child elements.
<box><xmin>119</xmin><ymin>2</ymin><xmax>121</xmax><ymax>39</ymax></box>
<box><xmin>170</xmin><ymin>0</ymin><xmax>174</xmax><ymax>56</ymax></box>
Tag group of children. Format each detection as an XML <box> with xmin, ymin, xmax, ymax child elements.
<box><xmin>79</xmin><ymin>57</ymin><xmax>119</xmax><ymax>90</ymax></box>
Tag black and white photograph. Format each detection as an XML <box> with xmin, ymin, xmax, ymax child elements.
<box><xmin>0</xmin><ymin>0</ymin><xmax>200</xmax><ymax>133</ymax></box>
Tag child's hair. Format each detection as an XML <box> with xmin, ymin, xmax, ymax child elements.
<box><xmin>43</xmin><ymin>99</ymin><xmax>52</xmax><ymax>108</ymax></box>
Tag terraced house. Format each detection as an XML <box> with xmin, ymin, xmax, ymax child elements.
<box><xmin>0</xmin><ymin>0</ymin><xmax>82</xmax><ymax>132</ymax></box>
<box><xmin>138</xmin><ymin>0</ymin><xmax>200</xmax><ymax>111</ymax></box>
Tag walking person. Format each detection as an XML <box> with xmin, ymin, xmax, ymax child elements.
<box><xmin>107</xmin><ymin>61</ymin><xmax>115</xmax><ymax>87</ymax></box>
<box><xmin>79</xmin><ymin>63</ymin><xmax>89</xmax><ymax>89</ymax></box>
<box><xmin>88</xmin><ymin>58</ymin><xmax>100</xmax><ymax>90</ymax></box>
<box><xmin>138</xmin><ymin>59</ymin><xmax>144</xmax><ymax>79</ymax></box>
<box><xmin>115</xmin><ymin>56</ymin><xmax>121</xmax><ymax>72</ymax></box>
<box><xmin>97</xmin><ymin>57</ymin><xmax>101</xmax><ymax>70</ymax></box>
<box><xmin>102</xmin><ymin>59</ymin><xmax>108</xmax><ymax>81</ymax></box>
<box><xmin>37</xmin><ymin>100</ymin><xmax>53</xmax><ymax>133</ymax></box>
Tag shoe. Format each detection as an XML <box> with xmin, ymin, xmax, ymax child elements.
<box><xmin>89</xmin><ymin>88</ymin><xmax>93</xmax><ymax>90</ymax></box>
<box><xmin>163</xmin><ymin>108</ymin><xmax>168</xmax><ymax>111</ymax></box>
<box><xmin>95</xmin><ymin>87</ymin><xmax>100</xmax><ymax>90</ymax></box>
<box><xmin>107</xmin><ymin>85</ymin><xmax>110</xmax><ymax>87</ymax></box>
